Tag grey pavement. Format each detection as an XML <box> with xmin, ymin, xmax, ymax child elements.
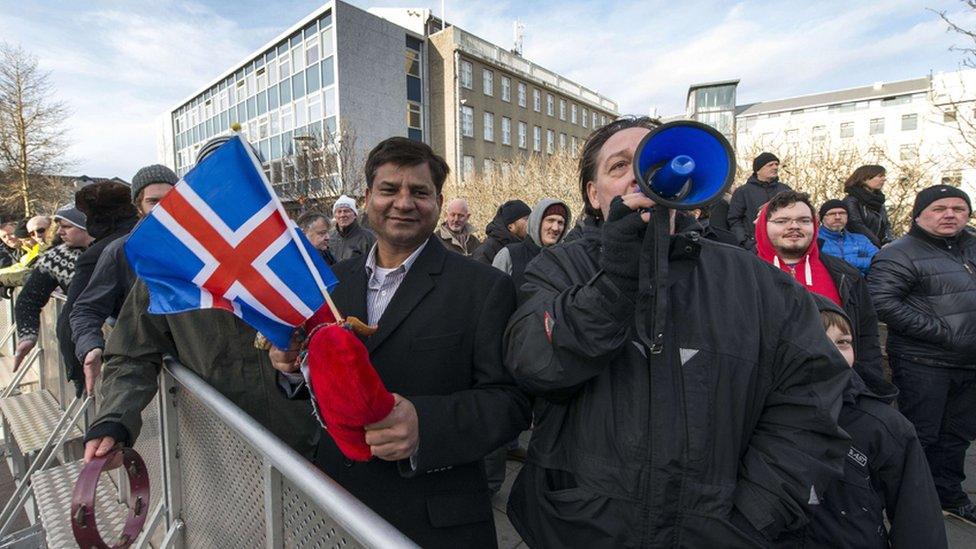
<box><xmin>495</xmin><ymin>435</ymin><xmax>976</xmax><ymax>548</ymax></box>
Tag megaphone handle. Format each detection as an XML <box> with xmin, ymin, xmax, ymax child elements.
<box><xmin>635</xmin><ymin>207</ymin><xmax>671</xmax><ymax>355</ymax></box>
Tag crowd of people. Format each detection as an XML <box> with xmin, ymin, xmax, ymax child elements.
<box><xmin>1</xmin><ymin>117</ymin><xmax>973</xmax><ymax>548</ymax></box>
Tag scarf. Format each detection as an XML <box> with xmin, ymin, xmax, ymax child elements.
<box><xmin>846</xmin><ymin>185</ymin><xmax>886</xmax><ymax>212</ymax></box>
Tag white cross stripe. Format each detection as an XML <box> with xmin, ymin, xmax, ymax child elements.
<box><xmin>176</xmin><ymin>183</ymin><xmax>278</xmax><ymax>247</ymax></box>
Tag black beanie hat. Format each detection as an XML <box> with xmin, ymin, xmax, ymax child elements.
<box><xmin>499</xmin><ymin>200</ymin><xmax>531</xmax><ymax>225</ymax></box>
<box><xmin>912</xmin><ymin>185</ymin><xmax>972</xmax><ymax>219</ymax></box>
<box><xmin>752</xmin><ymin>152</ymin><xmax>780</xmax><ymax>173</ymax></box>
<box><xmin>818</xmin><ymin>199</ymin><xmax>847</xmax><ymax>221</ymax></box>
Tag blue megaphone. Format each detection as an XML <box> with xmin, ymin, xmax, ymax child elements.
<box><xmin>633</xmin><ymin>120</ymin><xmax>735</xmax><ymax>210</ymax></box>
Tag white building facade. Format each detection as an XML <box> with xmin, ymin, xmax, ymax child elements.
<box><xmin>730</xmin><ymin>69</ymin><xmax>976</xmax><ymax>198</ymax></box>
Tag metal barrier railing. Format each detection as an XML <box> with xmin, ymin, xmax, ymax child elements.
<box><xmin>0</xmin><ymin>292</ymin><xmax>418</xmax><ymax>548</ymax></box>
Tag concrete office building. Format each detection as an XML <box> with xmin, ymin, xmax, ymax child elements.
<box><xmin>159</xmin><ymin>1</ymin><xmax>423</xmax><ymax>199</ymax></box>
<box><xmin>424</xmin><ymin>25</ymin><xmax>618</xmax><ymax>181</ymax></box>
<box><xmin>686</xmin><ymin>70</ymin><xmax>976</xmax><ymax>197</ymax></box>
<box><xmin>159</xmin><ymin>2</ymin><xmax>619</xmax><ymax>201</ymax></box>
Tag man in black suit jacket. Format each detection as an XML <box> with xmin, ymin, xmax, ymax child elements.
<box><xmin>271</xmin><ymin>137</ymin><xmax>531</xmax><ymax>548</ymax></box>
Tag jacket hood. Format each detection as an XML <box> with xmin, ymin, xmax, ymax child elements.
<box><xmin>528</xmin><ymin>198</ymin><xmax>572</xmax><ymax>247</ymax></box>
<box><xmin>756</xmin><ymin>202</ymin><xmax>842</xmax><ymax>305</ymax></box>
<box><xmin>811</xmin><ymin>293</ymin><xmax>898</xmax><ymax>401</ymax></box>
<box><xmin>755</xmin><ymin>202</ymin><xmax>822</xmax><ymax>273</ymax></box>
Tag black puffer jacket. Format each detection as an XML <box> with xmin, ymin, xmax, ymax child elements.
<box><xmin>867</xmin><ymin>225</ymin><xmax>976</xmax><ymax>367</ymax></box>
<box><xmin>504</xmin><ymin>223</ymin><xmax>850</xmax><ymax>547</ymax></box>
<box><xmin>728</xmin><ymin>176</ymin><xmax>793</xmax><ymax>249</ymax></box>
<box><xmin>472</xmin><ymin>218</ymin><xmax>522</xmax><ymax>265</ymax></box>
<box><xmin>843</xmin><ymin>187</ymin><xmax>894</xmax><ymax>248</ymax></box>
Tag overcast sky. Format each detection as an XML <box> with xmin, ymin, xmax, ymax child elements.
<box><xmin>0</xmin><ymin>0</ymin><xmax>973</xmax><ymax>179</ymax></box>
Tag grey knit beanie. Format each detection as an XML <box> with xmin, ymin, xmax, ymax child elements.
<box><xmin>131</xmin><ymin>164</ymin><xmax>178</xmax><ymax>201</ymax></box>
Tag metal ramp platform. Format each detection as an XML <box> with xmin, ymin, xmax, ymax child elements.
<box><xmin>31</xmin><ymin>460</ymin><xmax>129</xmax><ymax>549</ymax></box>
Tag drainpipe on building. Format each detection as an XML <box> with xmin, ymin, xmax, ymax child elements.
<box><xmin>454</xmin><ymin>49</ymin><xmax>462</xmax><ymax>182</ymax></box>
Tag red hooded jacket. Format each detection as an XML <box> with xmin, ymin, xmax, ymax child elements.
<box><xmin>755</xmin><ymin>203</ymin><xmax>842</xmax><ymax>305</ymax></box>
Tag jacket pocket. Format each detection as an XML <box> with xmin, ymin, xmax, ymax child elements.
<box><xmin>426</xmin><ymin>491</ymin><xmax>492</xmax><ymax>528</ymax></box>
<box><xmin>412</xmin><ymin>331</ymin><xmax>463</xmax><ymax>351</ymax></box>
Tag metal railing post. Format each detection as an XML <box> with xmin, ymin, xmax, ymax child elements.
<box><xmin>263</xmin><ymin>459</ymin><xmax>283</xmax><ymax>549</ymax></box>
<box><xmin>159</xmin><ymin>369</ymin><xmax>185</xmax><ymax>549</ymax></box>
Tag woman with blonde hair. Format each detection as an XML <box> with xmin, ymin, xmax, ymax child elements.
<box><xmin>842</xmin><ymin>164</ymin><xmax>894</xmax><ymax>247</ymax></box>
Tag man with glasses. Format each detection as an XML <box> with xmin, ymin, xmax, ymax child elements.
<box><xmin>817</xmin><ymin>199</ymin><xmax>878</xmax><ymax>276</ymax></box>
<box><xmin>755</xmin><ymin>190</ymin><xmax>885</xmax><ymax>393</ymax></box>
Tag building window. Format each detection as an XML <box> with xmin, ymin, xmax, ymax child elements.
<box><xmin>840</xmin><ymin>122</ymin><xmax>854</xmax><ymax>139</ymax></box>
<box><xmin>405</xmin><ymin>49</ymin><xmax>421</xmax><ymax>77</ymax></box>
<box><xmin>547</xmin><ymin>94</ymin><xmax>554</xmax><ymax>116</ymax></box>
<box><xmin>484</xmin><ymin>112</ymin><xmax>494</xmax><ymax>141</ymax></box>
<box><xmin>501</xmin><ymin>76</ymin><xmax>511</xmax><ymax>102</ymax></box>
<box><xmin>533</xmin><ymin>126</ymin><xmax>542</xmax><ymax>152</ymax></box>
<box><xmin>601</xmin><ymin>115</ymin><xmax>607</xmax><ymax>126</ymax></box>
<box><xmin>460</xmin><ymin>60</ymin><xmax>473</xmax><ymax>89</ymax></box>
<box><xmin>533</xmin><ymin>89</ymin><xmax>541</xmax><ymax>112</ymax></box>
<box><xmin>592</xmin><ymin>112</ymin><xmax>598</xmax><ymax>128</ymax></box>
<box><xmin>518</xmin><ymin>82</ymin><xmax>526</xmax><ymax>107</ymax></box>
<box><xmin>901</xmin><ymin>113</ymin><xmax>918</xmax><ymax>131</ymax></box>
<box><xmin>899</xmin><ymin>144</ymin><xmax>917</xmax><ymax>161</ymax></box>
<box><xmin>547</xmin><ymin>130</ymin><xmax>555</xmax><ymax>153</ymax></box>
<box><xmin>559</xmin><ymin>99</ymin><xmax>566</xmax><ymax>121</ymax></box>
<box><xmin>812</xmin><ymin>125</ymin><xmax>826</xmax><ymax>145</ymax></box>
<box><xmin>501</xmin><ymin>117</ymin><xmax>511</xmax><ymax>145</ymax></box>
<box><xmin>483</xmin><ymin>69</ymin><xmax>493</xmax><ymax>96</ymax></box>
<box><xmin>518</xmin><ymin>121</ymin><xmax>527</xmax><ymax>149</ymax></box>
<box><xmin>942</xmin><ymin>170</ymin><xmax>962</xmax><ymax>185</ymax></box>
<box><xmin>559</xmin><ymin>133</ymin><xmax>567</xmax><ymax>149</ymax></box>
<box><xmin>869</xmin><ymin>118</ymin><xmax>884</xmax><ymax>135</ymax></box>
<box><xmin>483</xmin><ymin>158</ymin><xmax>494</xmax><ymax>176</ymax></box>
<box><xmin>571</xmin><ymin>136</ymin><xmax>578</xmax><ymax>150</ymax></box>
<box><xmin>462</xmin><ymin>155</ymin><xmax>474</xmax><ymax>180</ymax></box>
<box><xmin>461</xmin><ymin>105</ymin><xmax>474</xmax><ymax>137</ymax></box>
<box><xmin>582</xmin><ymin>108</ymin><xmax>588</xmax><ymax>128</ymax></box>
<box><xmin>785</xmin><ymin>129</ymin><xmax>798</xmax><ymax>143</ymax></box>
<box><xmin>408</xmin><ymin>102</ymin><xmax>422</xmax><ymax>130</ymax></box>
<box><xmin>571</xmin><ymin>104</ymin><xmax>578</xmax><ymax>124</ymax></box>
<box><xmin>500</xmin><ymin>162</ymin><xmax>511</xmax><ymax>179</ymax></box>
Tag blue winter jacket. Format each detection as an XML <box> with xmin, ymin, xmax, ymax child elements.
<box><xmin>818</xmin><ymin>226</ymin><xmax>878</xmax><ymax>276</ymax></box>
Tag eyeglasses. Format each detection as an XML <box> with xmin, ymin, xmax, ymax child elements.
<box><xmin>768</xmin><ymin>217</ymin><xmax>814</xmax><ymax>227</ymax></box>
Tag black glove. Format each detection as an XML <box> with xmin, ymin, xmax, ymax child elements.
<box><xmin>600</xmin><ymin>196</ymin><xmax>647</xmax><ymax>300</ymax></box>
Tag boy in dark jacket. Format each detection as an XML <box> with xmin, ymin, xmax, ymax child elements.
<box><xmin>808</xmin><ymin>296</ymin><xmax>946</xmax><ymax>548</ymax></box>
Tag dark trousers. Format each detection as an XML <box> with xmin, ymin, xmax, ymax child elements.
<box><xmin>892</xmin><ymin>356</ymin><xmax>976</xmax><ymax>508</ymax></box>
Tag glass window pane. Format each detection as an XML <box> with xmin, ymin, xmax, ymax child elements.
<box><xmin>292</xmin><ymin>73</ymin><xmax>306</xmax><ymax>99</ymax></box>
<box><xmin>324</xmin><ymin>87</ymin><xmax>336</xmax><ymax>117</ymax></box>
<box><xmin>268</xmin><ymin>86</ymin><xmax>279</xmax><ymax>110</ymax></box>
<box><xmin>306</xmin><ymin>64</ymin><xmax>321</xmax><ymax>93</ymax></box>
<box><xmin>256</xmin><ymin>91</ymin><xmax>267</xmax><ymax>115</ymax></box>
<box><xmin>308</xmin><ymin>93</ymin><xmax>322</xmax><ymax>121</ymax></box>
<box><xmin>246</xmin><ymin>97</ymin><xmax>256</xmax><ymax>119</ymax></box>
<box><xmin>321</xmin><ymin>30</ymin><xmax>334</xmax><ymax>58</ymax></box>
<box><xmin>321</xmin><ymin>57</ymin><xmax>335</xmax><ymax>88</ymax></box>
<box><xmin>306</xmin><ymin>41</ymin><xmax>319</xmax><ymax>65</ymax></box>
<box><xmin>279</xmin><ymin>81</ymin><xmax>292</xmax><ymax>104</ymax></box>
<box><xmin>295</xmin><ymin>97</ymin><xmax>307</xmax><ymax>127</ymax></box>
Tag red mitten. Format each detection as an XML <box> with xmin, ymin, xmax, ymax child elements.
<box><xmin>306</xmin><ymin>324</ymin><xmax>395</xmax><ymax>461</ymax></box>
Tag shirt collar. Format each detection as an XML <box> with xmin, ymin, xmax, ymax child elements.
<box><xmin>365</xmin><ymin>239</ymin><xmax>429</xmax><ymax>276</ymax></box>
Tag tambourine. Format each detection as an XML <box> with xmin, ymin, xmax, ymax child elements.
<box><xmin>71</xmin><ymin>447</ymin><xmax>150</xmax><ymax>549</ymax></box>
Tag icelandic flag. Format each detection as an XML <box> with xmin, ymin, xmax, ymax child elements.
<box><xmin>125</xmin><ymin>135</ymin><xmax>339</xmax><ymax>349</ymax></box>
